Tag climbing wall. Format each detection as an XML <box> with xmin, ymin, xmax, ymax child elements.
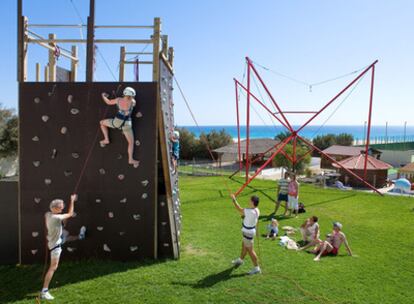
<box><xmin>19</xmin><ymin>82</ymin><xmax>158</xmax><ymax>263</ymax></box>
<box><xmin>157</xmin><ymin>58</ymin><xmax>181</xmax><ymax>258</ymax></box>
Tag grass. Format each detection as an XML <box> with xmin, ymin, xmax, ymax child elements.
<box><xmin>1</xmin><ymin>175</ymin><xmax>414</xmax><ymax>304</ymax></box>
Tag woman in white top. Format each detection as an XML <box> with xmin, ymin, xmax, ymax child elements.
<box><xmin>231</xmin><ymin>194</ymin><xmax>261</xmax><ymax>275</ymax></box>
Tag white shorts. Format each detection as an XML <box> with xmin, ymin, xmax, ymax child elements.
<box><xmin>241</xmin><ymin>229</ymin><xmax>256</xmax><ymax>247</ymax></box>
<box><xmin>288</xmin><ymin>195</ymin><xmax>299</xmax><ymax>210</ymax></box>
<box><xmin>50</xmin><ymin>246</ymin><xmax>62</xmax><ymax>259</ymax></box>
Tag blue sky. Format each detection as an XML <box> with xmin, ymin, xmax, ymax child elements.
<box><xmin>1</xmin><ymin>0</ymin><xmax>413</xmax><ymax>126</ymax></box>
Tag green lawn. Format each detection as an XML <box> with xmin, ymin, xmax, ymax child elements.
<box><xmin>1</xmin><ymin>176</ymin><xmax>414</xmax><ymax>304</ymax></box>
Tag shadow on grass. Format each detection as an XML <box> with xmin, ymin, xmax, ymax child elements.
<box><xmin>0</xmin><ymin>258</ymin><xmax>163</xmax><ymax>303</ymax></box>
<box><xmin>229</xmin><ymin>178</ymin><xmax>275</xmax><ymax>202</ymax></box>
<box><xmin>173</xmin><ymin>266</ymin><xmax>248</xmax><ymax>289</ymax></box>
<box><xmin>305</xmin><ymin>193</ymin><xmax>357</xmax><ymax>207</ymax></box>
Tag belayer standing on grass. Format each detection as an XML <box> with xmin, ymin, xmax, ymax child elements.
<box><xmin>274</xmin><ymin>171</ymin><xmax>290</xmax><ymax>215</ymax></box>
<box><xmin>41</xmin><ymin>194</ymin><xmax>86</xmax><ymax>300</ymax></box>
<box><xmin>288</xmin><ymin>174</ymin><xmax>300</xmax><ymax>217</ymax></box>
<box><xmin>99</xmin><ymin>87</ymin><xmax>140</xmax><ymax>167</ymax></box>
<box><xmin>231</xmin><ymin>194</ymin><xmax>261</xmax><ymax>275</ymax></box>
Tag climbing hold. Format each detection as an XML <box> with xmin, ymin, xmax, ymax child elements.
<box><xmin>161</xmin><ymin>222</ymin><xmax>167</xmax><ymax>226</ymax></box>
<box><xmin>32</xmin><ymin>136</ymin><xmax>39</xmax><ymax>142</ymax></box>
<box><xmin>72</xmin><ymin>212</ymin><xmax>77</xmax><ymax>218</ymax></box>
<box><xmin>60</xmin><ymin>127</ymin><xmax>68</xmax><ymax>134</ymax></box>
<box><xmin>120</xmin><ymin>198</ymin><xmax>127</xmax><ymax>204</ymax></box>
<box><xmin>130</xmin><ymin>246</ymin><xmax>138</xmax><ymax>252</ymax></box>
<box><xmin>118</xmin><ymin>174</ymin><xmax>125</xmax><ymax>181</ymax></box>
<box><xmin>32</xmin><ymin>232</ymin><xmax>39</xmax><ymax>238</ymax></box>
<box><xmin>141</xmin><ymin>193</ymin><xmax>148</xmax><ymax>199</ymax></box>
<box><xmin>51</xmin><ymin>149</ymin><xmax>57</xmax><ymax>159</ymax></box>
<box><xmin>34</xmin><ymin>97</ymin><xmax>41</xmax><ymax>104</ymax></box>
<box><xmin>135</xmin><ymin>112</ymin><xmax>143</xmax><ymax>118</ymax></box>
<box><xmin>108</xmin><ymin>212</ymin><xmax>114</xmax><ymax>218</ymax></box>
<box><xmin>141</xmin><ymin>180</ymin><xmax>149</xmax><ymax>187</ymax></box>
<box><xmin>135</xmin><ymin>140</ymin><xmax>140</xmax><ymax>146</ymax></box>
<box><xmin>44</xmin><ymin>179</ymin><xmax>52</xmax><ymax>185</ymax></box>
<box><xmin>64</xmin><ymin>170</ymin><xmax>72</xmax><ymax>177</ymax></box>
<box><xmin>72</xmin><ymin>153</ymin><xmax>80</xmax><ymax>159</ymax></box>
<box><xmin>133</xmin><ymin>161</ymin><xmax>140</xmax><ymax>169</ymax></box>
<box><xmin>70</xmin><ymin>108</ymin><xmax>80</xmax><ymax>115</ymax></box>
<box><xmin>132</xmin><ymin>214</ymin><xmax>141</xmax><ymax>221</ymax></box>
<box><xmin>160</xmin><ymin>201</ymin><xmax>166</xmax><ymax>207</ymax></box>
<box><xmin>163</xmin><ymin>243</ymin><xmax>170</xmax><ymax>247</ymax></box>
<box><xmin>119</xmin><ymin>231</ymin><xmax>126</xmax><ymax>236</ymax></box>
<box><xmin>34</xmin><ymin>197</ymin><xmax>41</xmax><ymax>204</ymax></box>
<box><xmin>41</xmin><ymin>115</ymin><xmax>49</xmax><ymax>122</ymax></box>
<box><xmin>99</xmin><ymin>168</ymin><xmax>106</xmax><ymax>175</ymax></box>
<box><xmin>97</xmin><ymin>226</ymin><xmax>104</xmax><ymax>231</ymax></box>
<box><xmin>31</xmin><ymin>249</ymin><xmax>38</xmax><ymax>255</ymax></box>
<box><xmin>95</xmin><ymin>198</ymin><xmax>102</xmax><ymax>203</ymax></box>
<box><xmin>117</xmin><ymin>154</ymin><xmax>123</xmax><ymax>160</ymax></box>
<box><xmin>103</xmin><ymin>244</ymin><xmax>111</xmax><ymax>252</ymax></box>
<box><xmin>32</xmin><ymin>161</ymin><xmax>40</xmax><ymax>167</ymax></box>
<box><xmin>67</xmin><ymin>95</ymin><xmax>73</xmax><ymax>103</ymax></box>
<box><xmin>67</xmin><ymin>247</ymin><xmax>76</xmax><ymax>253</ymax></box>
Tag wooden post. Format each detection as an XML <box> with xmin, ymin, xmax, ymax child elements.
<box><xmin>22</xmin><ymin>17</ymin><xmax>28</xmax><ymax>82</ymax></box>
<box><xmin>161</xmin><ymin>35</ymin><xmax>168</xmax><ymax>57</ymax></box>
<box><xmin>44</xmin><ymin>65</ymin><xmax>49</xmax><ymax>82</ymax></box>
<box><xmin>48</xmin><ymin>33</ymin><xmax>57</xmax><ymax>82</ymax></box>
<box><xmin>17</xmin><ymin>1</ymin><xmax>23</xmax><ymax>82</ymax></box>
<box><xmin>119</xmin><ymin>46</ymin><xmax>126</xmax><ymax>81</ymax></box>
<box><xmin>152</xmin><ymin>17</ymin><xmax>161</xmax><ymax>82</ymax></box>
<box><xmin>70</xmin><ymin>45</ymin><xmax>78</xmax><ymax>82</ymax></box>
<box><xmin>86</xmin><ymin>0</ymin><xmax>95</xmax><ymax>82</ymax></box>
<box><xmin>35</xmin><ymin>63</ymin><xmax>41</xmax><ymax>82</ymax></box>
<box><xmin>168</xmin><ymin>47</ymin><xmax>174</xmax><ymax>67</ymax></box>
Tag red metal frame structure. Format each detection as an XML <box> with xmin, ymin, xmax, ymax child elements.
<box><xmin>234</xmin><ymin>57</ymin><xmax>381</xmax><ymax>196</ymax></box>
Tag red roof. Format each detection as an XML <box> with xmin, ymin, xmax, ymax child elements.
<box><xmin>322</xmin><ymin>145</ymin><xmax>365</xmax><ymax>156</ymax></box>
<box><xmin>332</xmin><ymin>154</ymin><xmax>392</xmax><ymax>170</ymax></box>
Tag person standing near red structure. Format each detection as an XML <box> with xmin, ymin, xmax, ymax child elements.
<box><xmin>287</xmin><ymin>174</ymin><xmax>299</xmax><ymax>217</ymax></box>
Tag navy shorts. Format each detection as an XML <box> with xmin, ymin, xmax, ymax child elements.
<box><xmin>277</xmin><ymin>193</ymin><xmax>288</xmax><ymax>202</ymax></box>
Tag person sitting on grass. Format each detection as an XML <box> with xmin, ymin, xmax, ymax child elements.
<box><xmin>298</xmin><ymin>216</ymin><xmax>320</xmax><ymax>250</ymax></box>
<box><xmin>170</xmin><ymin>130</ymin><xmax>180</xmax><ymax>174</ymax></box>
<box><xmin>265</xmin><ymin>218</ymin><xmax>279</xmax><ymax>240</ymax></box>
<box><xmin>288</xmin><ymin>174</ymin><xmax>300</xmax><ymax>217</ymax></box>
<box><xmin>312</xmin><ymin>222</ymin><xmax>353</xmax><ymax>262</ymax></box>
<box><xmin>231</xmin><ymin>194</ymin><xmax>261</xmax><ymax>275</ymax></box>
<box><xmin>41</xmin><ymin>195</ymin><xmax>86</xmax><ymax>300</ymax></box>
<box><xmin>274</xmin><ymin>172</ymin><xmax>290</xmax><ymax>215</ymax></box>
<box><xmin>99</xmin><ymin>87</ymin><xmax>139</xmax><ymax>167</ymax></box>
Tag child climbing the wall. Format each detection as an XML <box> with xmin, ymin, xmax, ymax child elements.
<box><xmin>170</xmin><ymin>130</ymin><xmax>180</xmax><ymax>174</ymax></box>
<box><xmin>99</xmin><ymin>87</ymin><xmax>139</xmax><ymax>167</ymax></box>
<box><xmin>231</xmin><ymin>194</ymin><xmax>261</xmax><ymax>275</ymax></box>
<box><xmin>41</xmin><ymin>194</ymin><xmax>86</xmax><ymax>300</ymax></box>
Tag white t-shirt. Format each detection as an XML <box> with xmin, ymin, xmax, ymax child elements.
<box><xmin>45</xmin><ymin>212</ymin><xmax>65</xmax><ymax>249</ymax></box>
<box><xmin>242</xmin><ymin>208</ymin><xmax>260</xmax><ymax>236</ymax></box>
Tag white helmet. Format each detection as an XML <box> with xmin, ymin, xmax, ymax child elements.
<box><xmin>173</xmin><ymin>130</ymin><xmax>180</xmax><ymax>138</ymax></box>
<box><xmin>123</xmin><ymin>87</ymin><xmax>136</xmax><ymax>97</ymax></box>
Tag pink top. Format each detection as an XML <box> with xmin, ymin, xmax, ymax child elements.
<box><xmin>288</xmin><ymin>181</ymin><xmax>298</xmax><ymax>197</ymax></box>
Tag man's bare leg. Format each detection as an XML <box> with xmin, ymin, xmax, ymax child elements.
<box><xmin>123</xmin><ymin>131</ymin><xmax>139</xmax><ymax>167</ymax></box>
<box><xmin>274</xmin><ymin>201</ymin><xmax>281</xmax><ymax>214</ymax></box>
<box><xmin>314</xmin><ymin>241</ymin><xmax>333</xmax><ymax>261</ymax></box>
<box><xmin>247</xmin><ymin>246</ymin><xmax>259</xmax><ymax>267</ymax></box>
<box><xmin>99</xmin><ymin>121</ymin><xmax>110</xmax><ymax>145</ymax></box>
<box><xmin>240</xmin><ymin>243</ymin><xmax>248</xmax><ymax>260</ymax></box>
<box><xmin>42</xmin><ymin>257</ymin><xmax>59</xmax><ymax>290</ymax></box>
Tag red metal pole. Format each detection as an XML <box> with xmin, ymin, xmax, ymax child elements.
<box><xmin>247</xmin><ymin>57</ymin><xmax>293</xmax><ymax>132</ymax></box>
<box><xmin>297</xmin><ymin>135</ymin><xmax>383</xmax><ymax>195</ymax></box>
<box><xmin>245</xmin><ymin>61</ymin><xmax>251</xmax><ymax>182</ymax></box>
<box><xmin>292</xmin><ymin>135</ymin><xmax>297</xmax><ymax>171</ymax></box>
<box><xmin>275</xmin><ymin>111</ymin><xmax>318</xmax><ymax>114</ymax></box>
<box><xmin>234</xmin><ymin>79</ymin><xmax>242</xmax><ymax>171</ymax></box>
<box><xmin>235</xmin><ymin>79</ymin><xmax>290</xmax><ymax>131</ymax></box>
<box><xmin>235</xmin><ymin>135</ymin><xmax>294</xmax><ymax>196</ymax></box>
<box><xmin>296</xmin><ymin>60</ymin><xmax>378</xmax><ymax>134</ymax></box>
<box><xmin>364</xmin><ymin>65</ymin><xmax>375</xmax><ymax>178</ymax></box>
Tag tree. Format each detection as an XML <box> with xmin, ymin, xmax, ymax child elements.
<box><xmin>176</xmin><ymin>127</ymin><xmax>197</xmax><ymax>160</ymax></box>
<box><xmin>312</xmin><ymin>134</ymin><xmax>337</xmax><ymax>151</ymax></box>
<box><xmin>335</xmin><ymin>133</ymin><xmax>354</xmax><ymax>146</ymax></box>
<box><xmin>272</xmin><ymin>144</ymin><xmax>311</xmax><ymax>174</ymax></box>
<box><xmin>196</xmin><ymin>129</ymin><xmax>233</xmax><ymax>160</ymax></box>
<box><xmin>0</xmin><ymin>105</ymin><xmax>18</xmax><ymax>157</ymax></box>
<box><xmin>274</xmin><ymin>131</ymin><xmax>291</xmax><ymax>142</ymax></box>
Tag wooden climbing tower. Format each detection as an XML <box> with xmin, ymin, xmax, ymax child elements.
<box><xmin>17</xmin><ymin>0</ymin><xmax>180</xmax><ymax>263</ymax></box>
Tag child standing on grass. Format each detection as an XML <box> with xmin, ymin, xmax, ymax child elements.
<box><xmin>231</xmin><ymin>194</ymin><xmax>261</xmax><ymax>275</ymax></box>
<box><xmin>288</xmin><ymin>174</ymin><xmax>300</xmax><ymax>217</ymax></box>
<box><xmin>40</xmin><ymin>194</ymin><xmax>86</xmax><ymax>300</ymax></box>
<box><xmin>265</xmin><ymin>218</ymin><xmax>279</xmax><ymax>240</ymax></box>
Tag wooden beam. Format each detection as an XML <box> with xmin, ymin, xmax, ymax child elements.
<box><xmin>35</xmin><ymin>63</ymin><xmax>41</xmax><ymax>82</ymax></box>
<box><xmin>22</xmin><ymin>17</ymin><xmax>28</xmax><ymax>82</ymax></box>
<box><xmin>119</xmin><ymin>46</ymin><xmax>125</xmax><ymax>81</ymax></box>
<box><xmin>48</xmin><ymin>33</ymin><xmax>57</xmax><ymax>82</ymax></box>
<box><xmin>17</xmin><ymin>1</ymin><xmax>23</xmax><ymax>82</ymax></box>
<box><xmin>86</xmin><ymin>0</ymin><xmax>95</xmax><ymax>82</ymax></box>
<box><xmin>152</xmin><ymin>17</ymin><xmax>161</xmax><ymax>82</ymax></box>
<box><xmin>168</xmin><ymin>47</ymin><xmax>174</xmax><ymax>68</ymax></box>
<box><xmin>44</xmin><ymin>65</ymin><xmax>49</xmax><ymax>82</ymax></box>
<box><xmin>161</xmin><ymin>35</ymin><xmax>168</xmax><ymax>57</ymax></box>
<box><xmin>70</xmin><ymin>45</ymin><xmax>78</xmax><ymax>81</ymax></box>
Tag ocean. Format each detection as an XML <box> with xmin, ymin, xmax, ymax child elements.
<box><xmin>180</xmin><ymin>125</ymin><xmax>414</xmax><ymax>143</ymax></box>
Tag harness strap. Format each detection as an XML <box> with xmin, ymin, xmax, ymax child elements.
<box><xmin>242</xmin><ymin>224</ymin><xmax>256</xmax><ymax>230</ymax></box>
<box><xmin>49</xmin><ymin>244</ymin><xmax>61</xmax><ymax>252</ymax></box>
<box><xmin>243</xmin><ymin>234</ymin><xmax>254</xmax><ymax>240</ymax></box>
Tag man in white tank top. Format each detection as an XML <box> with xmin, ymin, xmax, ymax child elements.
<box><xmin>231</xmin><ymin>194</ymin><xmax>261</xmax><ymax>275</ymax></box>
